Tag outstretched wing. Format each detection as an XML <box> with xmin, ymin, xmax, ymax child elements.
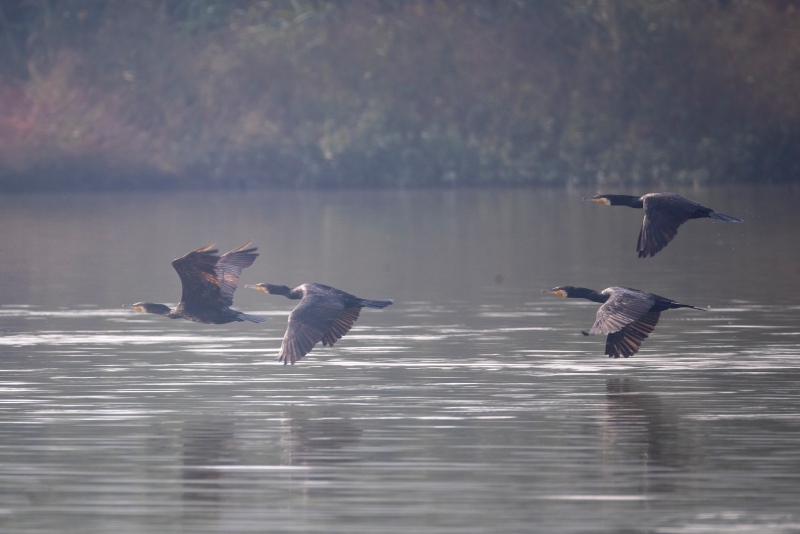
<box><xmin>604</xmin><ymin>311</ymin><xmax>661</xmax><ymax>358</ymax></box>
<box><xmin>637</xmin><ymin>194</ymin><xmax>700</xmax><ymax>258</ymax></box>
<box><xmin>321</xmin><ymin>307</ymin><xmax>361</xmax><ymax>347</ymax></box>
<box><xmin>171</xmin><ymin>243</ymin><xmax>224</xmax><ymax>310</ymax></box>
<box><xmin>278</xmin><ymin>291</ymin><xmax>367</xmax><ymax>365</ymax></box>
<box><xmin>171</xmin><ymin>241</ymin><xmax>258</xmax><ymax>312</ymax></box>
<box><xmin>589</xmin><ymin>288</ymin><xmax>655</xmax><ymax>335</ymax></box>
<box><xmin>215</xmin><ymin>241</ymin><xmax>259</xmax><ymax>307</ymax></box>
<box><xmin>279</xmin><ymin>292</ymin><xmax>345</xmax><ymax>365</ymax></box>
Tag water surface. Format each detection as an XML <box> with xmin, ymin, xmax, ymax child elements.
<box><xmin>1</xmin><ymin>186</ymin><xmax>799</xmax><ymax>533</ymax></box>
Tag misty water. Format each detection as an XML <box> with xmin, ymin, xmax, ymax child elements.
<box><xmin>1</xmin><ymin>185</ymin><xmax>799</xmax><ymax>533</ymax></box>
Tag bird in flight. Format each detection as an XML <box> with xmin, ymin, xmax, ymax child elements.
<box><xmin>246</xmin><ymin>282</ymin><xmax>393</xmax><ymax>364</ymax></box>
<box><xmin>542</xmin><ymin>285</ymin><xmax>704</xmax><ymax>358</ymax></box>
<box><xmin>583</xmin><ymin>192</ymin><xmax>743</xmax><ymax>258</ymax></box>
<box><xmin>126</xmin><ymin>241</ymin><xmax>267</xmax><ymax>324</ymax></box>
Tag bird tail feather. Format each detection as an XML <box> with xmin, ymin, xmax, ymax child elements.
<box><xmin>676</xmin><ymin>303</ymin><xmax>706</xmax><ymax>312</ymax></box>
<box><xmin>709</xmin><ymin>211</ymin><xmax>744</xmax><ymax>223</ymax></box>
<box><xmin>360</xmin><ymin>299</ymin><xmax>394</xmax><ymax>309</ymax></box>
<box><xmin>238</xmin><ymin>312</ymin><xmax>270</xmax><ymax>323</ymax></box>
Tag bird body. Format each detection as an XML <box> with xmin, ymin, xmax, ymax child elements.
<box><xmin>246</xmin><ymin>282</ymin><xmax>393</xmax><ymax>364</ymax></box>
<box><xmin>127</xmin><ymin>242</ymin><xmax>267</xmax><ymax>325</ymax></box>
<box><xmin>543</xmin><ymin>285</ymin><xmax>703</xmax><ymax>358</ymax></box>
<box><xmin>583</xmin><ymin>192</ymin><xmax>743</xmax><ymax>257</ymax></box>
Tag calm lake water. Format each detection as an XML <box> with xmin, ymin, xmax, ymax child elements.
<box><xmin>1</xmin><ymin>185</ymin><xmax>799</xmax><ymax>533</ymax></box>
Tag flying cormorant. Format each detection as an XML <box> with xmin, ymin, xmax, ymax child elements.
<box><xmin>246</xmin><ymin>283</ymin><xmax>393</xmax><ymax>364</ymax></box>
<box><xmin>583</xmin><ymin>192</ymin><xmax>744</xmax><ymax>258</ymax></box>
<box><xmin>542</xmin><ymin>285</ymin><xmax>704</xmax><ymax>358</ymax></box>
<box><xmin>126</xmin><ymin>241</ymin><xmax>267</xmax><ymax>324</ymax></box>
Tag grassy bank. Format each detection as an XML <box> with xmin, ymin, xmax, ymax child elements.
<box><xmin>1</xmin><ymin>0</ymin><xmax>799</xmax><ymax>191</ymax></box>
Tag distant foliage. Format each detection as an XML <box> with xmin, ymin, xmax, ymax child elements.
<box><xmin>1</xmin><ymin>0</ymin><xmax>800</xmax><ymax>190</ymax></box>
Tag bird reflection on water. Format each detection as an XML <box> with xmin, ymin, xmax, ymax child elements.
<box><xmin>179</xmin><ymin>411</ymin><xmax>363</xmax><ymax>516</ymax></box>
<box><xmin>601</xmin><ymin>378</ymin><xmax>695</xmax><ymax>471</ymax></box>
<box><xmin>278</xmin><ymin>411</ymin><xmax>364</xmax><ymax>467</ymax></box>
<box><xmin>181</xmin><ymin>419</ymin><xmax>236</xmax><ymax>506</ymax></box>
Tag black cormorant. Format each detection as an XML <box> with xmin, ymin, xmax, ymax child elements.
<box><xmin>125</xmin><ymin>241</ymin><xmax>267</xmax><ymax>324</ymax></box>
<box><xmin>246</xmin><ymin>283</ymin><xmax>393</xmax><ymax>364</ymax></box>
<box><xmin>583</xmin><ymin>193</ymin><xmax>744</xmax><ymax>258</ymax></box>
<box><xmin>542</xmin><ymin>286</ymin><xmax>704</xmax><ymax>358</ymax></box>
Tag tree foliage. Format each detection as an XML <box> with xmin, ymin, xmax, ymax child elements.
<box><xmin>1</xmin><ymin>0</ymin><xmax>799</xmax><ymax>191</ymax></box>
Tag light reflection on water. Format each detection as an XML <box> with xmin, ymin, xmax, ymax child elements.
<box><xmin>1</xmin><ymin>187</ymin><xmax>800</xmax><ymax>533</ymax></box>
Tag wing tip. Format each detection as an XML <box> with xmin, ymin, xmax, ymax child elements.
<box><xmin>363</xmin><ymin>299</ymin><xmax>394</xmax><ymax>309</ymax></box>
<box><xmin>231</xmin><ymin>239</ymin><xmax>253</xmax><ymax>252</ymax></box>
<box><xmin>710</xmin><ymin>212</ymin><xmax>744</xmax><ymax>223</ymax></box>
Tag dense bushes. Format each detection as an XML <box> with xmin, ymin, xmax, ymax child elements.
<box><xmin>1</xmin><ymin>0</ymin><xmax>799</xmax><ymax>191</ymax></box>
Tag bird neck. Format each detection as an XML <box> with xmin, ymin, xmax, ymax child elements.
<box><xmin>267</xmin><ymin>284</ymin><xmax>300</xmax><ymax>299</ymax></box>
<box><xmin>143</xmin><ymin>303</ymin><xmax>173</xmax><ymax>316</ymax></box>
<box><xmin>603</xmin><ymin>195</ymin><xmax>643</xmax><ymax>208</ymax></box>
<box><xmin>568</xmin><ymin>287</ymin><xmax>609</xmax><ymax>304</ymax></box>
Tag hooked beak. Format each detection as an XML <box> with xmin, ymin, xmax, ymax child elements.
<box><xmin>582</xmin><ymin>196</ymin><xmax>610</xmax><ymax>205</ymax></box>
<box><xmin>541</xmin><ymin>289</ymin><xmax>567</xmax><ymax>297</ymax></box>
<box><xmin>245</xmin><ymin>284</ymin><xmax>267</xmax><ymax>292</ymax></box>
<box><xmin>122</xmin><ymin>304</ymin><xmax>144</xmax><ymax>312</ymax></box>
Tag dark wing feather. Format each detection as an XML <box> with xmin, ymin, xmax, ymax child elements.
<box><xmin>279</xmin><ymin>321</ymin><xmax>323</xmax><ymax>365</ymax></box>
<box><xmin>605</xmin><ymin>311</ymin><xmax>661</xmax><ymax>358</ymax></box>
<box><xmin>321</xmin><ymin>307</ymin><xmax>362</xmax><ymax>347</ymax></box>
<box><xmin>589</xmin><ymin>288</ymin><xmax>655</xmax><ymax>335</ymax></box>
<box><xmin>637</xmin><ymin>194</ymin><xmax>699</xmax><ymax>258</ymax></box>
<box><xmin>171</xmin><ymin>244</ymin><xmax>224</xmax><ymax>309</ymax></box>
<box><xmin>279</xmin><ymin>293</ymin><xmax>345</xmax><ymax>365</ymax></box>
<box><xmin>215</xmin><ymin>241</ymin><xmax>258</xmax><ymax>307</ymax></box>
<box><xmin>172</xmin><ymin>241</ymin><xmax>257</xmax><ymax>311</ymax></box>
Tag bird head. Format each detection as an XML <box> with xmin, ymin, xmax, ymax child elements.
<box><xmin>123</xmin><ymin>302</ymin><xmax>171</xmax><ymax>316</ymax></box>
<box><xmin>245</xmin><ymin>283</ymin><xmax>267</xmax><ymax>292</ymax></box>
<box><xmin>582</xmin><ymin>195</ymin><xmax>611</xmax><ymax>205</ymax></box>
<box><xmin>245</xmin><ymin>283</ymin><xmax>291</xmax><ymax>296</ymax></box>
<box><xmin>541</xmin><ymin>286</ymin><xmax>575</xmax><ymax>298</ymax></box>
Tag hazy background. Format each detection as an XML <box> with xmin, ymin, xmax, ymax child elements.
<box><xmin>3</xmin><ymin>5</ymin><xmax>800</xmax><ymax>530</ymax></box>
<box><xmin>2</xmin><ymin>0</ymin><xmax>799</xmax><ymax>192</ymax></box>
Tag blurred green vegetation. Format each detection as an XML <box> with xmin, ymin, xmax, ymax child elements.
<box><xmin>1</xmin><ymin>0</ymin><xmax>799</xmax><ymax>191</ymax></box>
